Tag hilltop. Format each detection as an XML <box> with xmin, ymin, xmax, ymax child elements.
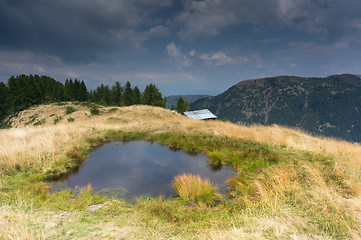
<box><xmin>1</xmin><ymin>103</ymin><xmax>361</xmax><ymax>239</ymax></box>
<box><xmin>191</xmin><ymin>74</ymin><xmax>361</xmax><ymax>142</ymax></box>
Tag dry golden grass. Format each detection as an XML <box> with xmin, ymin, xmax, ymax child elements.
<box><xmin>2</xmin><ymin>103</ymin><xmax>361</xmax><ymax>195</ymax></box>
<box><xmin>0</xmin><ymin>206</ymin><xmax>44</xmax><ymax>240</ymax></box>
<box><xmin>0</xmin><ymin>125</ymin><xmax>93</xmax><ymax>175</ymax></box>
<box><xmin>254</xmin><ymin>165</ymin><xmax>300</xmax><ymax>203</ymax></box>
<box><xmin>5</xmin><ymin>103</ymin><xmax>361</xmax><ymax>154</ymax></box>
<box><xmin>3</xmin><ymin>103</ymin><xmax>361</xmax><ymax>180</ymax></box>
<box><xmin>1</xmin><ymin>103</ymin><xmax>361</xmax><ymax>239</ymax></box>
<box><xmin>172</xmin><ymin>174</ymin><xmax>218</xmax><ymax>204</ymax></box>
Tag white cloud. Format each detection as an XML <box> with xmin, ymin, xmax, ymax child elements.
<box><xmin>349</xmin><ymin>19</ymin><xmax>361</xmax><ymax>30</ymax></box>
<box><xmin>146</xmin><ymin>25</ymin><xmax>169</xmax><ymax>36</ymax></box>
<box><xmin>166</xmin><ymin>42</ymin><xmax>182</xmax><ymax>57</ymax></box>
<box><xmin>166</xmin><ymin>42</ymin><xmax>191</xmax><ymax>67</ymax></box>
<box><xmin>200</xmin><ymin>52</ymin><xmax>235</xmax><ymax>66</ymax></box>
<box><xmin>34</xmin><ymin>66</ymin><xmax>47</xmax><ymax>73</ymax></box>
<box><xmin>174</xmin><ymin>0</ymin><xmax>238</xmax><ymax>40</ymax></box>
<box><xmin>189</xmin><ymin>50</ymin><xmax>196</xmax><ymax>57</ymax></box>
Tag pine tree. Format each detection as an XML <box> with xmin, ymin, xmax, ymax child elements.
<box><xmin>124</xmin><ymin>81</ymin><xmax>133</xmax><ymax>106</ymax></box>
<box><xmin>64</xmin><ymin>79</ymin><xmax>71</xmax><ymax>100</ymax></box>
<box><xmin>96</xmin><ymin>84</ymin><xmax>111</xmax><ymax>106</ymax></box>
<box><xmin>176</xmin><ymin>96</ymin><xmax>190</xmax><ymax>113</ymax></box>
<box><xmin>141</xmin><ymin>83</ymin><xmax>165</xmax><ymax>107</ymax></box>
<box><xmin>111</xmin><ymin>81</ymin><xmax>123</xmax><ymax>106</ymax></box>
<box><xmin>79</xmin><ymin>80</ymin><xmax>88</xmax><ymax>101</ymax></box>
<box><xmin>52</xmin><ymin>84</ymin><xmax>64</xmax><ymax>101</ymax></box>
<box><xmin>68</xmin><ymin>79</ymin><xmax>75</xmax><ymax>101</ymax></box>
<box><xmin>0</xmin><ymin>82</ymin><xmax>9</xmax><ymax>121</ymax></box>
<box><xmin>132</xmin><ymin>86</ymin><xmax>141</xmax><ymax>104</ymax></box>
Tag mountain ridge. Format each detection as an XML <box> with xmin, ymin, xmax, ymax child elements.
<box><xmin>191</xmin><ymin>74</ymin><xmax>361</xmax><ymax>142</ymax></box>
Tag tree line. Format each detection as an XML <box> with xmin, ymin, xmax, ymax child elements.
<box><xmin>88</xmin><ymin>81</ymin><xmax>165</xmax><ymax>107</ymax></box>
<box><xmin>0</xmin><ymin>74</ymin><xmax>166</xmax><ymax>123</ymax></box>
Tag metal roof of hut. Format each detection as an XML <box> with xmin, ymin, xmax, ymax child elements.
<box><xmin>183</xmin><ymin>109</ymin><xmax>217</xmax><ymax>120</ymax></box>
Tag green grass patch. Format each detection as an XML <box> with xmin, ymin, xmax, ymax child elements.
<box><xmin>65</xmin><ymin>106</ymin><xmax>77</xmax><ymax>115</ymax></box>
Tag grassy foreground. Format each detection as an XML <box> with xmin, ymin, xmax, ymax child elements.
<box><xmin>1</xmin><ymin>103</ymin><xmax>361</xmax><ymax>239</ymax></box>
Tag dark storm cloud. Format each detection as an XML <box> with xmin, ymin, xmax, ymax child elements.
<box><xmin>174</xmin><ymin>0</ymin><xmax>361</xmax><ymax>43</ymax></box>
<box><xmin>2</xmin><ymin>0</ymin><xmax>361</xmax><ymax>64</ymax></box>
<box><xmin>0</xmin><ymin>0</ymin><xmax>172</xmax><ymax>62</ymax></box>
<box><xmin>1</xmin><ymin>0</ymin><xmax>361</xmax><ymax>95</ymax></box>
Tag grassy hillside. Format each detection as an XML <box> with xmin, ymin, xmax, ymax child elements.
<box><xmin>1</xmin><ymin>103</ymin><xmax>361</xmax><ymax>239</ymax></box>
<box><xmin>191</xmin><ymin>74</ymin><xmax>361</xmax><ymax>142</ymax></box>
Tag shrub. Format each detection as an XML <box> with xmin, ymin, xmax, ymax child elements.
<box><xmin>54</xmin><ymin>102</ymin><xmax>66</xmax><ymax>106</ymax></box>
<box><xmin>172</xmin><ymin>174</ymin><xmax>219</xmax><ymax>205</ymax></box>
<box><xmin>89</xmin><ymin>104</ymin><xmax>100</xmax><ymax>115</ymax></box>
<box><xmin>53</xmin><ymin>116</ymin><xmax>62</xmax><ymax>125</ymax></box>
<box><xmin>108</xmin><ymin>108</ymin><xmax>118</xmax><ymax>113</ymax></box>
<box><xmin>65</xmin><ymin>106</ymin><xmax>77</xmax><ymax>115</ymax></box>
<box><xmin>0</xmin><ymin>123</ymin><xmax>11</xmax><ymax>129</ymax></box>
<box><xmin>67</xmin><ymin>117</ymin><xmax>75</xmax><ymax>122</ymax></box>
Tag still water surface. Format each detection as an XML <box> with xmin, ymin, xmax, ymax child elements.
<box><xmin>53</xmin><ymin>141</ymin><xmax>233</xmax><ymax>199</ymax></box>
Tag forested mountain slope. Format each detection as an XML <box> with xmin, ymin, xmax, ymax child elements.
<box><xmin>191</xmin><ymin>74</ymin><xmax>361</xmax><ymax>142</ymax></box>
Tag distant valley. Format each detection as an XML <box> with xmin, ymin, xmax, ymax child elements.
<box><xmin>191</xmin><ymin>74</ymin><xmax>361</xmax><ymax>142</ymax></box>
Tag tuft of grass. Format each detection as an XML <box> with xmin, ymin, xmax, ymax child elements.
<box><xmin>53</xmin><ymin>116</ymin><xmax>62</xmax><ymax>125</ymax></box>
<box><xmin>65</xmin><ymin>106</ymin><xmax>77</xmax><ymax>115</ymax></box>
<box><xmin>67</xmin><ymin>117</ymin><xmax>75</xmax><ymax>122</ymax></box>
<box><xmin>172</xmin><ymin>174</ymin><xmax>219</xmax><ymax>205</ymax></box>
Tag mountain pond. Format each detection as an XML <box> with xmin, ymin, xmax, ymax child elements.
<box><xmin>50</xmin><ymin>141</ymin><xmax>233</xmax><ymax>200</ymax></box>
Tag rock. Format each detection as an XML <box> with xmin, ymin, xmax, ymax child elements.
<box><xmin>54</xmin><ymin>211</ymin><xmax>71</xmax><ymax>219</ymax></box>
<box><xmin>87</xmin><ymin>204</ymin><xmax>104</xmax><ymax>212</ymax></box>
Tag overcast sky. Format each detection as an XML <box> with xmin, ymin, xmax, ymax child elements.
<box><xmin>1</xmin><ymin>0</ymin><xmax>361</xmax><ymax>95</ymax></box>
